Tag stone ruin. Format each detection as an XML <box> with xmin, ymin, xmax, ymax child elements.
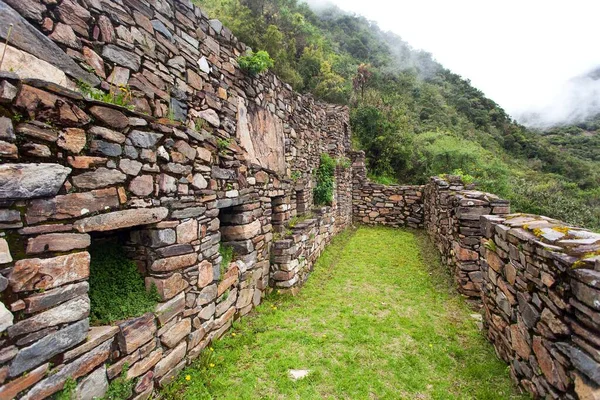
<box><xmin>0</xmin><ymin>0</ymin><xmax>598</xmax><ymax>398</ymax></box>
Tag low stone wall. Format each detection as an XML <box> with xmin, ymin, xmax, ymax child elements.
<box><xmin>270</xmin><ymin>207</ymin><xmax>337</xmax><ymax>293</ymax></box>
<box><xmin>424</xmin><ymin>176</ymin><xmax>510</xmax><ymax>297</ymax></box>
<box><xmin>480</xmin><ymin>214</ymin><xmax>600</xmax><ymax>399</ymax></box>
<box><xmin>350</xmin><ymin>151</ymin><xmax>424</xmax><ymax>228</ymax></box>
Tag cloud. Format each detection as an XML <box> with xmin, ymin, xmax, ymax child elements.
<box><xmin>516</xmin><ymin>67</ymin><xmax>600</xmax><ymax>129</ymax></box>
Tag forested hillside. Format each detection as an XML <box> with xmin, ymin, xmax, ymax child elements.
<box><xmin>197</xmin><ymin>0</ymin><xmax>600</xmax><ymax>229</ymax></box>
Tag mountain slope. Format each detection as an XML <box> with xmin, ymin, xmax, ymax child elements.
<box><xmin>196</xmin><ymin>0</ymin><xmax>600</xmax><ymax>229</ymax></box>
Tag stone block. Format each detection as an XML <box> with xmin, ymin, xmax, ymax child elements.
<box><xmin>117</xmin><ymin>313</ymin><xmax>157</xmax><ymax>354</ymax></box>
<box><xmin>9</xmin><ymin>252</ymin><xmax>90</xmax><ymax>292</ymax></box>
<box><xmin>74</xmin><ymin>208</ymin><xmax>168</xmax><ymax>233</ymax></box>
<box><xmin>0</xmin><ymin>163</ymin><xmax>71</xmax><ymax>200</ymax></box>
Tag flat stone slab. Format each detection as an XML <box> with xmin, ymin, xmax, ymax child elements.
<box><xmin>0</xmin><ymin>0</ymin><xmax>100</xmax><ymax>86</ymax></box>
<box><xmin>74</xmin><ymin>207</ymin><xmax>169</xmax><ymax>232</ymax></box>
<box><xmin>0</xmin><ymin>163</ymin><xmax>71</xmax><ymax>199</ymax></box>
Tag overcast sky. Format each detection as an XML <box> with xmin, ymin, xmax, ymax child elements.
<box><xmin>317</xmin><ymin>0</ymin><xmax>600</xmax><ymax>120</ymax></box>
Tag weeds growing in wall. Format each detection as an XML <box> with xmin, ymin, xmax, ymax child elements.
<box><xmin>314</xmin><ymin>153</ymin><xmax>336</xmax><ymax>206</ymax></box>
<box><xmin>88</xmin><ymin>240</ymin><xmax>160</xmax><ymax>325</ymax></box>
<box><xmin>238</xmin><ymin>50</ymin><xmax>274</xmax><ymax>75</ymax></box>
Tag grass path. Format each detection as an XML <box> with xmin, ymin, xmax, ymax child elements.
<box><xmin>163</xmin><ymin>226</ymin><xmax>527</xmax><ymax>399</ymax></box>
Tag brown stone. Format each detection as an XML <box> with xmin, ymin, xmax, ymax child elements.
<box><xmin>89</xmin><ymin>125</ymin><xmax>126</xmax><ymax>144</ymax></box>
<box><xmin>7</xmin><ymin>296</ymin><xmax>89</xmax><ymax>338</ymax></box>
<box><xmin>67</xmin><ymin>156</ymin><xmax>107</xmax><ymax>169</ymax></box>
<box><xmin>129</xmin><ymin>175</ymin><xmax>154</xmax><ymax>197</ymax></box>
<box><xmin>217</xmin><ymin>266</ymin><xmax>239</xmax><ymax>297</ymax></box>
<box><xmin>176</xmin><ymin>219</ymin><xmax>198</xmax><ymax>244</ymax></box>
<box><xmin>127</xmin><ymin>349</ymin><xmax>162</xmax><ymax>380</ymax></box>
<box><xmin>9</xmin><ymin>252</ymin><xmax>90</xmax><ymax>292</ymax></box>
<box><xmin>197</xmin><ymin>260</ymin><xmax>213</xmax><ymax>288</ymax></box>
<box><xmin>145</xmin><ymin>273</ymin><xmax>187</xmax><ymax>300</ymax></box>
<box><xmin>155</xmin><ymin>292</ymin><xmax>185</xmax><ymax>326</ymax></box>
<box><xmin>0</xmin><ymin>141</ymin><xmax>18</xmax><ymax>159</ymax></box>
<box><xmin>117</xmin><ymin>313</ymin><xmax>157</xmax><ymax>354</ymax></box>
<box><xmin>0</xmin><ymin>363</ymin><xmax>48</xmax><ymax>400</ymax></box>
<box><xmin>57</xmin><ymin>128</ymin><xmax>86</xmax><ymax>153</ymax></box>
<box><xmin>89</xmin><ymin>106</ymin><xmax>129</xmax><ymax>130</ymax></box>
<box><xmin>221</xmin><ymin>220</ymin><xmax>261</xmax><ymax>241</ymax></box>
<box><xmin>49</xmin><ymin>23</ymin><xmax>81</xmax><ymax>49</ymax></box>
<box><xmin>532</xmin><ymin>336</ymin><xmax>568</xmax><ymax>391</ymax></box>
<box><xmin>26</xmin><ymin>233</ymin><xmax>90</xmax><ymax>254</ymax></box>
<box><xmin>153</xmin><ymin>342</ymin><xmax>186</xmax><ymax>378</ymax></box>
<box><xmin>150</xmin><ymin>253</ymin><xmax>197</xmax><ymax>272</ymax></box>
<box><xmin>63</xmin><ymin>325</ymin><xmax>119</xmax><ymax>362</ymax></box>
<box><xmin>22</xmin><ymin>143</ymin><xmax>51</xmax><ymax>158</ymax></box>
<box><xmin>575</xmin><ymin>373</ymin><xmax>600</xmax><ymax>400</ymax></box>
<box><xmin>72</xmin><ymin>167</ymin><xmax>126</xmax><ymax>189</ymax></box>
<box><xmin>23</xmin><ymin>339</ymin><xmax>111</xmax><ymax>399</ymax></box>
<box><xmin>27</xmin><ymin>187</ymin><xmax>119</xmax><ymax>224</ymax></box>
<box><xmin>23</xmin><ymin>282</ymin><xmax>88</xmax><ymax>314</ymax></box>
<box><xmin>509</xmin><ymin>324</ymin><xmax>531</xmax><ymax>359</ymax></box>
<box><xmin>74</xmin><ymin>207</ymin><xmax>169</xmax><ymax>233</ymax></box>
<box><xmin>486</xmin><ymin>249</ymin><xmax>504</xmax><ymax>272</ymax></box>
<box><xmin>82</xmin><ymin>47</ymin><xmax>106</xmax><ymax>79</ymax></box>
<box><xmin>160</xmin><ymin>318</ymin><xmax>191</xmax><ymax>348</ymax></box>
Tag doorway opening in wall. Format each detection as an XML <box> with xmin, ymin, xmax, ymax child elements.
<box><xmin>218</xmin><ymin>204</ymin><xmax>259</xmax><ymax>277</ymax></box>
<box><xmin>88</xmin><ymin>230</ymin><xmax>159</xmax><ymax>326</ymax></box>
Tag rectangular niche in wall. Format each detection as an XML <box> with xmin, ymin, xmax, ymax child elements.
<box><xmin>88</xmin><ymin>229</ymin><xmax>158</xmax><ymax>326</ymax></box>
<box><xmin>219</xmin><ymin>204</ymin><xmax>261</xmax><ymax>269</ymax></box>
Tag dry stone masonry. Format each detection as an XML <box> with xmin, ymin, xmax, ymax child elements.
<box><xmin>0</xmin><ymin>0</ymin><xmax>352</xmax><ymax>397</ymax></box>
<box><xmin>480</xmin><ymin>214</ymin><xmax>600</xmax><ymax>399</ymax></box>
<box><xmin>0</xmin><ymin>0</ymin><xmax>598</xmax><ymax>398</ymax></box>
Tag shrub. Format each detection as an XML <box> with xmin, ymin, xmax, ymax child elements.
<box><xmin>89</xmin><ymin>240</ymin><xmax>160</xmax><ymax>325</ymax></box>
<box><xmin>314</xmin><ymin>153</ymin><xmax>336</xmax><ymax>206</ymax></box>
<box><xmin>238</xmin><ymin>50</ymin><xmax>274</xmax><ymax>75</ymax></box>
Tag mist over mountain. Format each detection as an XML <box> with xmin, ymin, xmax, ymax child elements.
<box><xmin>516</xmin><ymin>66</ymin><xmax>600</xmax><ymax>130</ymax></box>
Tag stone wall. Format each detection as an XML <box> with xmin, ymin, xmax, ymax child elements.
<box><xmin>350</xmin><ymin>151</ymin><xmax>424</xmax><ymax>229</ymax></box>
<box><xmin>270</xmin><ymin>206</ymin><xmax>338</xmax><ymax>294</ymax></box>
<box><xmin>480</xmin><ymin>214</ymin><xmax>600</xmax><ymax>399</ymax></box>
<box><xmin>0</xmin><ymin>0</ymin><xmax>353</xmax><ymax>396</ymax></box>
<box><xmin>424</xmin><ymin>176</ymin><xmax>510</xmax><ymax>297</ymax></box>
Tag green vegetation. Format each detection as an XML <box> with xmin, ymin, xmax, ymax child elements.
<box><xmin>162</xmin><ymin>226</ymin><xmax>525</xmax><ymax>399</ymax></box>
<box><xmin>238</xmin><ymin>50</ymin><xmax>274</xmax><ymax>75</ymax></box>
<box><xmin>76</xmin><ymin>81</ymin><xmax>135</xmax><ymax>111</ymax></box>
<box><xmin>195</xmin><ymin>0</ymin><xmax>599</xmax><ymax>229</ymax></box>
<box><xmin>55</xmin><ymin>377</ymin><xmax>76</xmax><ymax>400</ymax></box>
<box><xmin>313</xmin><ymin>153</ymin><xmax>336</xmax><ymax>206</ymax></box>
<box><xmin>102</xmin><ymin>364</ymin><xmax>134</xmax><ymax>400</ymax></box>
<box><xmin>89</xmin><ymin>240</ymin><xmax>160</xmax><ymax>325</ymax></box>
<box><xmin>219</xmin><ymin>244</ymin><xmax>234</xmax><ymax>276</ymax></box>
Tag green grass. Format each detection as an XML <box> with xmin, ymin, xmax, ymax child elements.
<box><xmin>162</xmin><ymin>226</ymin><xmax>527</xmax><ymax>400</ymax></box>
<box><xmin>89</xmin><ymin>239</ymin><xmax>160</xmax><ymax>325</ymax></box>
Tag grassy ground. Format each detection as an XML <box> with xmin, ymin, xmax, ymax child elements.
<box><xmin>162</xmin><ymin>226</ymin><xmax>527</xmax><ymax>400</ymax></box>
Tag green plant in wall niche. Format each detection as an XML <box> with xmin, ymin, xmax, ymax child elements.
<box><xmin>195</xmin><ymin>118</ymin><xmax>205</xmax><ymax>132</ymax></box>
<box><xmin>77</xmin><ymin>80</ymin><xmax>135</xmax><ymax>111</ymax></box>
<box><xmin>336</xmin><ymin>157</ymin><xmax>351</xmax><ymax>169</ymax></box>
<box><xmin>103</xmin><ymin>364</ymin><xmax>134</xmax><ymax>400</ymax></box>
<box><xmin>219</xmin><ymin>244</ymin><xmax>234</xmax><ymax>278</ymax></box>
<box><xmin>483</xmin><ymin>239</ymin><xmax>497</xmax><ymax>252</ymax></box>
<box><xmin>290</xmin><ymin>171</ymin><xmax>302</xmax><ymax>182</ymax></box>
<box><xmin>238</xmin><ymin>50</ymin><xmax>274</xmax><ymax>75</ymax></box>
<box><xmin>217</xmin><ymin>138</ymin><xmax>232</xmax><ymax>155</ymax></box>
<box><xmin>313</xmin><ymin>153</ymin><xmax>336</xmax><ymax>206</ymax></box>
<box><xmin>55</xmin><ymin>377</ymin><xmax>76</xmax><ymax>400</ymax></box>
<box><xmin>88</xmin><ymin>240</ymin><xmax>160</xmax><ymax>325</ymax></box>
